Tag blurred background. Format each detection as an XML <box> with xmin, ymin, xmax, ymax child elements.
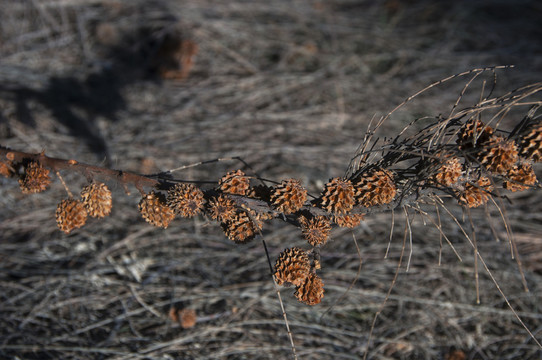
<box><xmin>1</xmin><ymin>0</ymin><xmax>541</xmax><ymax>359</ymax></box>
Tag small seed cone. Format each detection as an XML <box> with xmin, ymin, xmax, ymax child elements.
<box><xmin>430</xmin><ymin>156</ymin><xmax>463</xmax><ymax>187</ymax></box>
<box><xmin>222</xmin><ymin>212</ymin><xmax>258</xmax><ymax>243</ymax></box>
<box><xmin>294</xmin><ymin>272</ymin><xmax>324</xmax><ymax>306</ymax></box>
<box><xmin>354</xmin><ymin>168</ymin><xmax>396</xmax><ymax>207</ymax></box>
<box><xmin>80</xmin><ymin>182</ymin><xmax>112</xmax><ymax>218</ymax></box>
<box><xmin>300</xmin><ymin>215</ymin><xmax>332</xmax><ymax>247</ymax></box>
<box><xmin>19</xmin><ymin>161</ymin><xmax>51</xmax><ymax>194</ymax></box>
<box><xmin>518</xmin><ymin>122</ymin><xmax>542</xmax><ymax>162</ymax></box>
<box><xmin>270</xmin><ymin>179</ymin><xmax>307</xmax><ymax>215</ymax></box>
<box><xmin>0</xmin><ymin>161</ymin><xmax>14</xmax><ymax>178</ymax></box>
<box><xmin>457</xmin><ymin>177</ymin><xmax>493</xmax><ymax>208</ymax></box>
<box><xmin>56</xmin><ymin>198</ymin><xmax>88</xmax><ymax>234</ymax></box>
<box><xmin>504</xmin><ymin>162</ymin><xmax>537</xmax><ymax>192</ymax></box>
<box><xmin>477</xmin><ymin>136</ymin><xmax>519</xmax><ymax>175</ymax></box>
<box><xmin>208</xmin><ymin>195</ymin><xmax>236</xmax><ymax>222</ymax></box>
<box><xmin>334</xmin><ymin>213</ymin><xmax>364</xmax><ymax>228</ymax></box>
<box><xmin>138</xmin><ymin>191</ymin><xmax>175</xmax><ymax>228</ymax></box>
<box><xmin>219</xmin><ymin>170</ymin><xmax>250</xmax><ymax>195</ymax></box>
<box><xmin>167</xmin><ymin>183</ymin><xmax>204</xmax><ymax>217</ymax></box>
<box><xmin>456</xmin><ymin>118</ymin><xmax>494</xmax><ymax>150</ymax></box>
<box><xmin>273</xmin><ymin>247</ymin><xmax>310</xmax><ymax>286</ymax></box>
<box><xmin>320</xmin><ymin>177</ymin><xmax>355</xmax><ymax>214</ymax></box>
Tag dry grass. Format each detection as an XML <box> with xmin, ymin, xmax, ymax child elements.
<box><xmin>1</xmin><ymin>0</ymin><xmax>542</xmax><ymax>359</ymax></box>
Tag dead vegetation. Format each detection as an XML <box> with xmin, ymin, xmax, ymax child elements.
<box><xmin>1</xmin><ymin>0</ymin><xmax>542</xmax><ymax>359</ymax></box>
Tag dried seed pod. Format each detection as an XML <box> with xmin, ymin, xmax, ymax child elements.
<box><xmin>518</xmin><ymin>122</ymin><xmax>542</xmax><ymax>162</ymax></box>
<box><xmin>273</xmin><ymin>247</ymin><xmax>310</xmax><ymax>286</ymax></box>
<box><xmin>334</xmin><ymin>213</ymin><xmax>364</xmax><ymax>228</ymax></box>
<box><xmin>56</xmin><ymin>198</ymin><xmax>88</xmax><ymax>234</ymax></box>
<box><xmin>19</xmin><ymin>161</ymin><xmax>51</xmax><ymax>194</ymax></box>
<box><xmin>219</xmin><ymin>169</ymin><xmax>250</xmax><ymax>195</ymax></box>
<box><xmin>222</xmin><ymin>212</ymin><xmax>258</xmax><ymax>243</ymax></box>
<box><xmin>300</xmin><ymin>215</ymin><xmax>332</xmax><ymax>247</ymax></box>
<box><xmin>138</xmin><ymin>191</ymin><xmax>175</xmax><ymax>228</ymax></box>
<box><xmin>430</xmin><ymin>156</ymin><xmax>463</xmax><ymax>187</ymax></box>
<box><xmin>167</xmin><ymin>183</ymin><xmax>204</xmax><ymax>217</ymax></box>
<box><xmin>208</xmin><ymin>195</ymin><xmax>236</xmax><ymax>222</ymax></box>
<box><xmin>457</xmin><ymin>177</ymin><xmax>493</xmax><ymax>208</ymax></box>
<box><xmin>80</xmin><ymin>182</ymin><xmax>112</xmax><ymax>218</ymax></box>
<box><xmin>477</xmin><ymin>136</ymin><xmax>519</xmax><ymax>174</ymax></box>
<box><xmin>270</xmin><ymin>179</ymin><xmax>307</xmax><ymax>214</ymax></box>
<box><xmin>354</xmin><ymin>168</ymin><xmax>396</xmax><ymax>207</ymax></box>
<box><xmin>504</xmin><ymin>162</ymin><xmax>537</xmax><ymax>192</ymax></box>
<box><xmin>0</xmin><ymin>161</ymin><xmax>14</xmax><ymax>178</ymax></box>
<box><xmin>456</xmin><ymin>118</ymin><xmax>494</xmax><ymax>150</ymax></box>
<box><xmin>320</xmin><ymin>177</ymin><xmax>355</xmax><ymax>214</ymax></box>
<box><xmin>294</xmin><ymin>272</ymin><xmax>324</xmax><ymax>306</ymax></box>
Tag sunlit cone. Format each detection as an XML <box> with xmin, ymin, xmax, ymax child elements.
<box><xmin>299</xmin><ymin>215</ymin><xmax>332</xmax><ymax>247</ymax></box>
<box><xmin>456</xmin><ymin>118</ymin><xmax>494</xmax><ymax>150</ymax></box>
<box><xmin>270</xmin><ymin>179</ymin><xmax>307</xmax><ymax>214</ymax></box>
<box><xmin>334</xmin><ymin>213</ymin><xmax>364</xmax><ymax>228</ymax></box>
<box><xmin>208</xmin><ymin>195</ymin><xmax>236</xmax><ymax>222</ymax></box>
<box><xmin>0</xmin><ymin>161</ymin><xmax>14</xmax><ymax>178</ymax></box>
<box><xmin>56</xmin><ymin>198</ymin><xmax>88</xmax><ymax>234</ymax></box>
<box><xmin>219</xmin><ymin>169</ymin><xmax>250</xmax><ymax>195</ymax></box>
<box><xmin>294</xmin><ymin>272</ymin><xmax>324</xmax><ymax>306</ymax></box>
<box><xmin>430</xmin><ymin>156</ymin><xmax>463</xmax><ymax>187</ymax></box>
<box><xmin>138</xmin><ymin>191</ymin><xmax>175</xmax><ymax>228</ymax></box>
<box><xmin>179</xmin><ymin>308</ymin><xmax>197</xmax><ymax>329</ymax></box>
<box><xmin>518</xmin><ymin>122</ymin><xmax>542</xmax><ymax>162</ymax></box>
<box><xmin>457</xmin><ymin>176</ymin><xmax>493</xmax><ymax>208</ymax></box>
<box><xmin>222</xmin><ymin>212</ymin><xmax>258</xmax><ymax>243</ymax></box>
<box><xmin>167</xmin><ymin>183</ymin><xmax>204</xmax><ymax>217</ymax></box>
<box><xmin>19</xmin><ymin>161</ymin><xmax>51</xmax><ymax>194</ymax></box>
<box><xmin>80</xmin><ymin>182</ymin><xmax>112</xmax><ymax>218</ymax></box>
<box><xmin>477</xmin><ymin>136</ymin><xmax>519</xmax><ymax>174</ymax></box>
<box><xmin>320</xmin><ymin>177</ymin><xmax>355</xmax><ymax>214</ymax></box>
<box><xmin>354</xmin><ymin>168</ymin><xmax>396</xmax><ymax>207</ymax></box>
<box><xmin>504</xmin><ymin>162</ymin><xmax>537</xmax><ymax>192</ymax></box>
<box><xmin>273</xmin><ymin>247</ymin><xmax>310</xmax><ymax>286</ymax></box>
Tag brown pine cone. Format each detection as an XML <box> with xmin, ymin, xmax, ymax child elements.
<box><xmin>219</xmin><ymin>170</ymin><xmax>250</xmax><ymax>195</ymax></box>
<box><xmin>19</xmin><ymin>161</ymin><xmax>51</xmax><ymax>194</ymax></box>
<box><xmin>354</xmin><ymin>168</ymin><xmax>396</xmax><ymax>207</ymax></box>
<box><xmin>80</xmin><ymin>182</ymin><xmax>112</xmax><ymax>218</ymax></box>
<box><xmin>430</xmin><ymin>156</ymin><xmax>463</xmax><ymax>187</ymax></box>
<box><xmin>334</xmin><ymin>213</ymin><xmax>364</xmax><ymax>228</ymax></box>
<box><xmin>518</xmin><ymin>122</ymin><xmax>542</xmax><ymax>162</ymax></box>
<box><xmin>320</xmin><ymin>177</ymin><xmax>355</xmax><ymax>214</ymax></box>
<box><xmin>456</xmin><ymin>118</ymin><xmax>494</xmax><ymax>150</ymax></box>
<box><xmin>504</xmin><ymin>162</ymin><xmax>537</xmax><ymax>192</ymax></box>
<box><xmin>167</xmin><ymin>183</ymin><xmax>204</xmax><ymax>217</ymax></box>
<box><xmin>138</xmin><ymin>191</ymin><xmax>175</xmax><ymax>228</ymax></box>
<box><xmin>299</xmin><ymin>215</ymin><xmax>332</xmax><ymax>247</ymax></box>
<box><xmin>270</xmin><ymin>179</ymin><xmax>307</xmax><ymax>214</ymax></box>
<box><xmin>457</xmin><ymin>177</ymin><xmax>493</xmax><ymax>208</ymax></box>
<box><xmin>222</xmin><ymin>212</ymin><xmax>258</xmax><ymax>243</ymax></box>
<box><xmin>273</xmin><ymin>247</ymin><xmax>310</xmax><ymax>286</ymax></box>
<box><xmin>294</xmin><ymin>272</ymin><xmax>324</xmax><ymax>305</ymax></box>
<box><xmin>208</xmin><ymin>195</ymin><xmax>236</xmax><ymax>223</ymax></box>
<box><xmin>56</xmin><ymin>198</ymin><xmax>88</xmax><ymax>234</ymax></box>
<box><xmin>477</xmin><ymin>136</ymin><xmax>519</xmax><ymax>175</ymax></box>
<box><xmin>0</xmin><ymin>161</ymin><xmax>14</xmax><ymax>178</ymax></box>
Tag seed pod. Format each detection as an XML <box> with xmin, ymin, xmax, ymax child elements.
<box><xmin>19</xmin><ymin>161</ymin><xmax>51</xmax><ymax>194</ymax></box>
<box><xmin>80</xmin><ymin>182</ymin><xmax>112</xmax><ymax>218</ymax></box>
<box><xmin>273</xmin><ymin>247</ymin><xmax>310</xmax><ymax>286</ymax></box>
<box><xmin>270</xmin><ymin>179</ymin><xmax>307</xmax><ymax>215</ymax></box>
<box><xmin>294</xmin><ymin>272</ymin><xmax>324</xmax><ymax>306</ymax></box>
<box><xmin>456</xmin><ymin>118</ymin><xmax>494</xmax><ymax>150</ymax></box>
<box><xmin>0</xmin><ymin>161</ymin><xmax>14</xmax><ymax>178</ymax></box>
<box><xmin>167</xmin><ymin>183</ymin><xmax>204</xmax><ymax>217</ymax></box>
<box><xmin>518</xmin><ymin>122</ymin><xmax>542</xmax><ymax>162</ymax></box>
<box><xmin>56</xmin><ymin>198</ymin><xmax>88</xmax><ymax>234</ymax></box>
<box><xmin>504</xmin><ymin>162</ymin><xmax>537</xmax><ymax>192</ymax></box>
<box><xmin>219</xmin><ymin>170</ymin><xmax>250</xmax><ymax>195</ymax></box>
<box><xmin>299</xmin><ymin>215</ymin><xmax>332</xmax><ymax>247</ymax></box>
<box><xmin>477</xmin><ymin>136</ymin><xmax>519</xmax><ymax>175</ymax></box>
<box><xmin>222</xmin><ymin>212</ymin><xmax>258</xmax><ymax>243</ymax></box>
<box><xmin>354</xmin><ymin>168</ymin><xmax>396</xmax><ymax>207</ymax></box>
<box><xmin>457</xmin><ymin>177</ymin><xmax>493</xmax><ymax>208</ymax></box>
<box><xmin>320</xmin><ymin>177</ymin><xmax>355</xmax><ymax>214</ymax></box>
<box><xmin>334</xmin><ymin>213</ymin><xmax>364</xmax><ymax>228</ymax></box>
<box><xmin>138</xmin><ymin>191</ymin><xmax>175</xmax><ymax>228</ymax></box>
<box><xmin>430</xmin><ymin>156</ymin><xmax>463</xmax><ymax>187</ymax></box>
<box><xmin>208</xmin><ymin>195</ymin><xmax>236</xmax><ymax>223</ymax></box>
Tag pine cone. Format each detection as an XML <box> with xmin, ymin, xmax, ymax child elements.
<box><xmin>354</xmin><ymin>168</ymin><xmax>396</xmax><ymax>207</ymax></box>
<box><xmin>518</xmin><ymin>122</ymin><xmax>542</xmax><ymax>162</ymax></box>
<box><xmin>19</xmin><ymin>161</ymin><xmax>51</xmax><ymax>194</ymax></box>
<box><xmin>430</xmin><ymin>156</ymin><xmax>463</xmax><ymax>187</ymax></box>
<box><xmin>300</xmin><ymin>215</ymin><xmax>332</xmax><ymax>247</ymax></box>
<box><xmin>222</xmin><ymin>212</ymin><xmax>258</xmax><ymax>243</ymax></box>
<box><xmin>273</xmin><ymin>247</ymin><xmax>310</xmax><ymax>286</ymax></box>
<box><xmin>504</xmin><ymin>162</ymin><xmax>537</xmax><ymax>192</ymax></box>
<box><xmin>477</xmin><ymin>136</ymin><xmax>519</xmax><ymax>175</ymax></box>
<box><xmin>456</xmin><ymin>118</ymin><xmax>494</xmax><ymax>150</ymax></box>
<box><xmin>457</xmin><ymin>177</ymin><xmax>493</xmax><ymax>208</ymax></box>
<box><xmin>80</xmin><ymin>182</ymin><xmax>112</xmax><ymax>218</ymax></box>
<box><xmin>208</xmin><ymin>195</ymin><xmax>236</xmax><ymax>222</ymax></box>
<box><xmin>56</xmin><ymin>198</ymin><xmax>88</xmax><ymax>234</ymax></box>
<box><xmin>270</xmin><ymin>179</ymin><xmax>307</xmax><ymax>214</ymax></box>
<box><xmin>0</xmin><ymin>161</ymin><xmax>14</xmax><ymax>178</ymax></box>
<box><xmin>138</xmin><ymin>191</ymin><xmax>175</xmax><ymax>228</ymax></box>
<box><xmin>219</xmin><ymin>170</ymin><xmax>250</xmax><ymax>195</ymax></box>
<box><xmin>167</xmin><ymin>183</ymin><xmax>204</xmax><ymax>217</ymax></box>
<box><xmin>334</xmin><ymin>213</ymin><xmax>364</xmax><ymax>228</ymax></box>
<box><xmin>294</xmin><ymin>272</ymin><xmax>324</xmax><ymax>306</ymax></box>
<box><xmin>320</xmin><ymin>177</ymin><xmax>355</xmax><ymax>214</ymax></box>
